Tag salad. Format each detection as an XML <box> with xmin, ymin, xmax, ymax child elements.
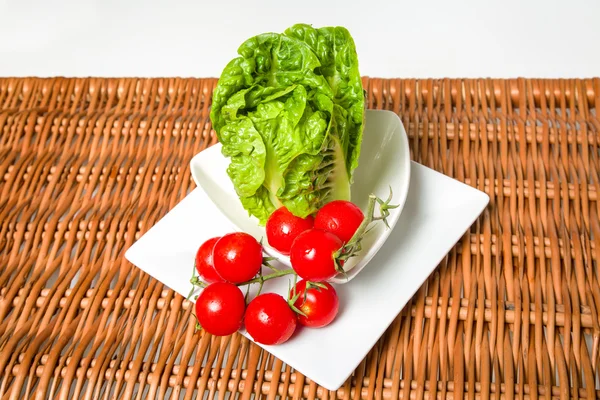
<box><xmin>190</xmin><ymin>24</ymin><xmax>396</xmax><ymax>345</ymax></box>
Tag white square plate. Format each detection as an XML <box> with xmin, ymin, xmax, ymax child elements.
<box><xmin>125</xmin><ymin>161</ymin><xmax>489</xmax><ymax>391</ymax></box>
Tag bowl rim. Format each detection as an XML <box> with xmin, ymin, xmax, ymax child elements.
<box><xmin>328</xmin><ymin>109</ymin><xmax>411</xmax><ymax>283</ymax></box>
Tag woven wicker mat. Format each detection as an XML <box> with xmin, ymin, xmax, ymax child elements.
<box><xmin>0</xmin><ymin>77</ymin><xmax>599</xmax><ymax>400</ymax></box>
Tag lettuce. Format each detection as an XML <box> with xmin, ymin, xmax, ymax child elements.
<box><xmin>210</xmin><ymin>24</ymin><xmax>365</xmax><ymax>225</ymax></box>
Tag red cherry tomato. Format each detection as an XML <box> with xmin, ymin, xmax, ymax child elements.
<box><xmin>213</xmin><ymin>232</ymin><xmax>263</xmax><ymax>283</ymax></box>
<box><xmin>245</xmin><ymin>293</ymin><xmax>297</xmax><ymax>345</ymax></box>
<box><xmin>314</xmin><ymin>200</ymin><xmax>364</xmax><ymax>243</ymax></box>
<box><xmin>291</xmin><ymin>280</ymin><xmax>339</xmax><ymax>328</ymax></box>
<box><xmin>195</xmin><ymin>237</ymin><xmax>223</xmax><ymax>283</ymax></box>
<box><xmin>266</xmin><ymin>207</ymin><xmax>314</xmax><ymax>255</ymax></box>
<box><xmin>289</xmin><ymin>229</ymin><xmax>343</xmax><ymax>281</ymax></box>
<box><xmin>195</xmin><ymin>282</ymin><xmax>245</xmax><ymax>336</ymax></box>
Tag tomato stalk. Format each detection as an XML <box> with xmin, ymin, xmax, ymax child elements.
<box><xmin>333</xmin><ymin>187</ymin><xmax>398</xmax><ymax>273</ymax></box>
<box><xmin>300</xmin><ymin>281</ymin><xmax>327</xmax><ymax>303</ymax></box>
<box><xmin>188</xmin><ymin>260</ymin><xmax>207</xmax><ymax>301</ymax></box>
<box><xmin>190</xmin><ymin>268</ymin><xmax>297</xmax><ymax>293</ymax></box>
<box><xmin>189</xmin><ymin>276</ymin><xmax>208</xmax><ymax>289</ymax></box>
<box><xmin>238</xmin><ymin>268</ymin><xmax>296</xmax><ymax>285</ymax></box>
<box><xmin>287</xmin><ymin>275</ymin><xmax>308</xmax><ymax>317</ymax></box>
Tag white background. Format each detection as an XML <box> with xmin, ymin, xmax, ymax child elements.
<box><xmin>0</xmin><ymin>0</ymin><xmax>598</xmax><ymax>78</ymax></box>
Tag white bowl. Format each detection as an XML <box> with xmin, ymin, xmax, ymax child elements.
<box><xmin>190</xmin><ymin>109</ymin><xmax>411</xmax><ymax>283</ymax></box>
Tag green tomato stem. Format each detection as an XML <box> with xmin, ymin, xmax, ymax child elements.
<box><xmin>240</xmin><ymin>268</ymin><xmax>296</xmax><ymax>286</ymax></box>
<box><xmin>189</xmin><ymin>268</ymin><xmax>297</xmax><ymax>291</ymax></box>
<box><xmin>190</xmin><ymin>276</ymin><xmax>207</xmax><ymax>288</ymax></box>
<box><xmin>334</xmin><ymin>194</ymin><xmax>377</xmax><ymax>264</ymax></box>
<box><xmin>346</xmin><ymin>194</ymin><xmax>377</xmax><ymax>248</ymax></box>
<box><xmin>335</xmin><ymin>187</ymin><xmax>398</xmax><ymax>266</ymax></box>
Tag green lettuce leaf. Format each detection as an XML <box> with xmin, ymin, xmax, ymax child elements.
<box><xmin>210</xmin><ymin>24</ymin><xmax>365</xmax><ymax>225</ymax></box>
<box><xmin>239</xmin><ymin>186</ymin><xmax>276</xmax><ymax>225</ymax></box>
<box><xmin>284</xmin><ymin>24</ymin><xmax>365</xmax><ymax>176</ymax></box>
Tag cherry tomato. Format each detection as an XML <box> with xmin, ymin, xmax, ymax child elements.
<box><xmin>195</xmin><ymin>282</ymin><xmax>245</xmax><ymax>336</ymax></box>
<box><xmin>245</xmin><ymin>293</ymin><xmax>297</xmax><ymax>345</ymax></box>
<box><xmin>289</xmin><ymin>229</ymin><xmax>343</xmax><ymax>281</ymax></box>
<box><xmin>291</xmin><ymin>280</ymin><xmax>339</xmax><ymax>328</ymax></box>
<box><xmin>213</xmin><ymin>232</ymin><xmax>263</xmax><ymax>283</ymax></box>
<box><xmin>266</xmin><ymin>207</ymin><xmax>314</xmax><ymax>255</ymax></box>
<box><xmin>314</xmin><ymin>200</ymin><xmax>364</xmax><ymax>243</ymax></box>
<box><xmin>195</xmin><ymin>237</ymin><xmax>224</xmax><ymax>283</ymax></box>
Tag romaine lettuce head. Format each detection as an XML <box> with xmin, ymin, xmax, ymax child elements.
<box><xmin>210</xmin><ymin>24</ymin><xmax>365</xmax><ymax>225</ymax></box>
